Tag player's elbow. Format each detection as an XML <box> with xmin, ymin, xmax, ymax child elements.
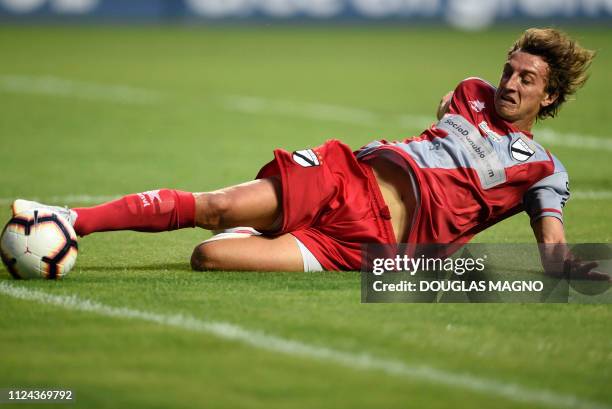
<box><xmin>436</xmin><ymin>91</ymin><xmax>453</xmax><ymax>120</ymax></box>
<box><xmin>190</xmin><ymin>242</ymin><xmax>222</xmax><ymax>271</ymax></box>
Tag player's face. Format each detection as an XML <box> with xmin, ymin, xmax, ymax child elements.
<box><xmin>494</xmin><ymin>51</ymin><xmax>557</xmax><ymax>131</ymax></box>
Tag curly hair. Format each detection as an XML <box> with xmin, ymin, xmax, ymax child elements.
<box><xmin>508</xmin><ymin>28</ymin><xmax>596</xmax><ymax>120</ymax></box>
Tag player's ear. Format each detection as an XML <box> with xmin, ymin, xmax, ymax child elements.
<box><xmin>541</xmin><ymin>91</ymin><xmax>558</xmax><ymax>108</ymax></box>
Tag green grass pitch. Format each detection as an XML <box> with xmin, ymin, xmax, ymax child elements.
<box><xmin>0</xmin><ymin>25</ymin><xmax>610</xmax><ymax>409</ymax></box>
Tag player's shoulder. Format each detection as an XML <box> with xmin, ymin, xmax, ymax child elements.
<box><xmin>450</xmin><ymin>77</ymin><xmax>496</xmax><ymax>109</ymax></box>
<box><xmin>460</xmin><ymin>77</ymin><xmax>496</xmax><ymax>89</ymax></box>
<box><xmin>454</xmin><ymin>77</ymin><xmax>496</xmax><ymax>96</ymax></box>
<box><xmin>524</xmin><ymin>133</ymin><xmax>567</xmax><ymax>172</ymax></box>
<box><xmin>547</xmin><ymin>151</ymin><xmax>568</xmax><ymax>174</ymax></box>
<box><xmin>448</xmin><ymin>77</ymin><xmax>496</xmax><ymax>118</ymax></box>
<box><xmin>516</xmin><ymin>136</ymin><xmax>564</xmax><ymax>168</ymax></box>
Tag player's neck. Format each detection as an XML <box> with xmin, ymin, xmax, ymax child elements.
<box><xmin>509</xmin><ymin>117</ymin><xmax>535</xmax><ymax>134</ymax></box>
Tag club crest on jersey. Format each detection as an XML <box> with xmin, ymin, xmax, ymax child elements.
<box><xmin>292</xmin><ymin>149</ymin><xmax>320</xmax><ymax>167</ymax></box>
<box><xmin>510</xmin><ymin>137</ymin><xmax>535</xmax><ymax>162</ymax></box>
<box><xmin>469</xmin><ymin>99</ymin><xmax>485</xmax><ymax>113</ymax></box>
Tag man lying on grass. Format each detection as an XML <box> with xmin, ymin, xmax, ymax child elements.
<box><xmin>9</xmin><ymin>28</ymin><xmax>607</xmax><ymax>279</ymax></box>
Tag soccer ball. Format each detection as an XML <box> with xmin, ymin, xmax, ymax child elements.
<box><xmin>0</xmin><ymin>209</ymin><xmax>78</xmax><ymax>279</ymax></box>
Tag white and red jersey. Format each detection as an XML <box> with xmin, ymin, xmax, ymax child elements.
<box><xmin>356</xmin><ymin>77</ymin><xmax>569</xmax><ymax>245</ymax></box>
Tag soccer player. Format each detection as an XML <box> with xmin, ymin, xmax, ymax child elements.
<box><xmin>9</xmin><ymin>28</ymin><xmax>603</xmax><ymax>277</ymax></box>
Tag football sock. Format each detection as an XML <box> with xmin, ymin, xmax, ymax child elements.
<box><xmin>73</xmin><ymin>189</ymin><xmax>196</xmax><ymax>236</ymax></box>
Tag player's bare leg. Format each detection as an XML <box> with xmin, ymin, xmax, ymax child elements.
<box><xmin>189</xmin><ymin>178</ymin><xmax>305</xmax><ymax>271</ymax></box>
<box><xmin>190</xmin><ymin>178</ymin><xmax>307</xmax><ymax>271</ymax></box>
<box><xmin>193</xmin><ymin>178</ymin><xmax>282</xmax><ymax>231</ymax></box>
<box><xmin>190</xmin><ymin>233</ymin><xmax>303</xmax><ymax>272</ymax></box>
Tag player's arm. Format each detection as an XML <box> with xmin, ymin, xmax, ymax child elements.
<box><xmin>531</xmin><ymin>218</ymin><xmax>595</xmax><ymax>279</ymax></box>
<box><xmin>532</xmin><ymin>216</ymin><xmax>565</xmax><ymax>244</ymax></box>
<box><xmin>531</xmin><ymin>216</ymin><xmax>569</xmax><ymax>276</ymax></box>
<box><xmin>532</xmin><ymin>217</ymin><xmax>608</xmax><ymax>280</ymax></box>
<box><xmin>436</xmin><ymin>91</ymin><xmax>453</xmax><ymax>120</ymax></box>
<box><xmin>524</xmin><ymin>165</ymin><xmax>574</xmax><ymax>278</ymax></box>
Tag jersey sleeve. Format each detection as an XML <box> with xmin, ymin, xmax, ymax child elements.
<box><xmin>523</xmin><ymin>155</ymin><xmax>570</xmax><ymax>224</ymax></box>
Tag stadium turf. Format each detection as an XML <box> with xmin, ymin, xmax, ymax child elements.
<box><xmin>0</xmin><ymin>25</ymin><xmax>610</xmax><ymax>409</ymax></box>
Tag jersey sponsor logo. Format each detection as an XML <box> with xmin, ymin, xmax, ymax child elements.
<box><xmin>510</xmin><ymin>137</ymin><xmax>535</xmax><ymax>162</ymax></box>
<box><xmin>478</xmin><ymin>121</ymin><xmax>503</xmax><ymax>143</ymax></box>
<box><xmin>292</xmin><ymin>149</ymin><xmax>320</xmax><ymax>167</ymax></box>
<box><xmin>464</xmin><ymin>133</ymin><xmax>486</xmax><ymax>159</ymax></box>
<box><xmin>441</xmin><ymin>116</ymin><xmax>470</xmax><ymax>136</ymax></box>
<box><xmin>437</xmin><ymin>114</ymin><xmax>506</xmax><ymax>189</ymax></box>
<box><xmin>469</xmin><ymin>99</ymin><xmax>485</xmax><ymax>113</ymax></box>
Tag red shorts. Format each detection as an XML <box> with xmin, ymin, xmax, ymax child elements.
<box><xmin>256</xmin><ymin>140</ymin><xmax>396</xmax><ymax>271</ymax></box>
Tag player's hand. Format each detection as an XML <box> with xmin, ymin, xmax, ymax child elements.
<box><xmin>436</xmin><ymin>91</ymin><xmax>453</xmax><ymax>120</ymax></box>
<box><xmin>563</xmin><ymin>258</ymin><xmax>611</xmax><ymax>282</ymax></box>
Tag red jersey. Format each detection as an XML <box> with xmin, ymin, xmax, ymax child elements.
<box><xmin>357</xmin><ymin>77</ymin><xmax>570</xmax><ymax>245</ymax></box>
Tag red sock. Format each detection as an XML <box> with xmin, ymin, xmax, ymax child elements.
<box><xmin>73</xmin><ymin>189</ymin><xmax>196</xmax><ymax>236</ymax></box>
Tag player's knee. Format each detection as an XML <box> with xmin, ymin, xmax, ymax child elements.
<box><xmin>199</xmin><ymin>192</ymin><xmax>232</xmax><ymax>230</ymax></box>
<box><xmin>190</xmin><ymin>241</ymin><xmax>223</xmax><ymax>271</ymax></box>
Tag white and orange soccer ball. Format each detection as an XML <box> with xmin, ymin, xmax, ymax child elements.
<box><xmin>0</xmin><ymin>209</ymin><xmax>78</xmax><ymax>279</ymax></box>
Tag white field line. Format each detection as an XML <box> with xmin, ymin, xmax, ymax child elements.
<box><xmin>0</xmin><ymin>282</ymin><xmax>609</xmax><ymax>409</ymax></box>
<box><xmin>0</xmin><ymin>75</ymin><xmax>162</xmax><ymax>104</ymax></box>
<box><xmin>572</xmin><ymin>190</ymin><xmax>612</xmax><ymax>200</ymax></box>
<box><xmin>537</xmin><ymin>128</ymin><xmax>612</xmax><ymax>152</ymax></box>
<box><xmin>223</xmin><ymin>95</ymin><xmax>434</xmax><ymax>129</ymax></box>
<box><xmin>221</xmin><ymin>95</ymin><xmax>612</xmax><ymax>152</ymax></box>
<box><xmin>223</xmin><ymin>95</ymin><xmax>382</xmax><ymax>126</ymax></box>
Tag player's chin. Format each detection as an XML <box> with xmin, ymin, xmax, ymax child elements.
<box><xmin>493</xmin><ymin>101</ymin><xmax>518</xmax><ymax>121</ymax></box>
